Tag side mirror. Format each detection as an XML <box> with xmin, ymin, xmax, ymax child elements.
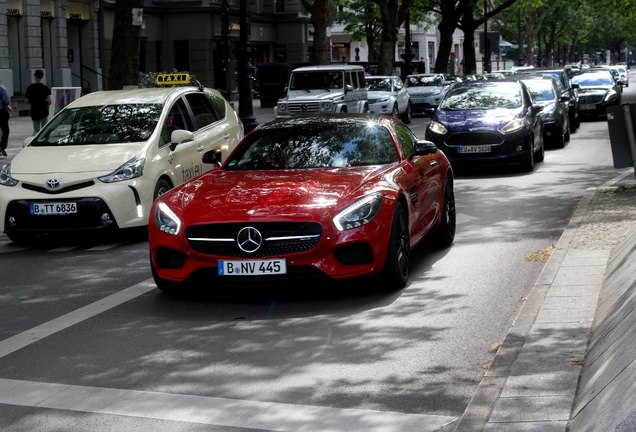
<box><xmin>169</xmin><ymin>129</ymin><xmax>194</xmax><ymax>151</ymax></box>
<box><xmin>531</xmin><ymin>104</ymin><xmax>544</xmax><ymax>114</ymax></box>
<box><xmin>345</xmin><ymin>84</ymin><xmax>353</xmax><ymax>93</ymax></box>
<box><xmin>414</xmin><ymin>140</ymin><xmax>438</xmax><ymax>156</ymax></box>
<box><xmin>202</xmin><ymin>148</ymin><xmax>223</xmax><ymax>167</ymax></box>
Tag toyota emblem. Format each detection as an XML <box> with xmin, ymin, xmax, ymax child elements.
<box><xmin>45</xmin><ymin>178</ymin><xmax>61</xmax><ymax>190</ymax></box>
<box><xmin>237</xmin><ymin>227</ymin><xmax>263</xmax><ymax>253</ymax></box>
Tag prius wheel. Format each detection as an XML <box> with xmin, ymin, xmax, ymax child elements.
<box><xmin>153</xmin><ymin>178</ymin><xmax>172</xmax><ymax>200</ymax></box>
<box><xmin>432</xmin><ymin>176</ymin><xmax>456</xmax><ymax>247</ymax></box>
<box><xmin>383</xmin><ymin>202</ymin><xmax>410</xmax><ymax>289</ymax></box>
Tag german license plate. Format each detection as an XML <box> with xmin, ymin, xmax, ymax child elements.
<box><xmin>580</xmin><ymin>104</ymin><xmax>596</xmax><ymax>111</ymax></box>
<box><xmin>218</xmin><ymin>258</ymin><xmax>287</xmax><ymax>276</ymax></box>
<box><xmin>459</xmin><ymin>145</ymin><xmax>491</xmax><ymax>153</ymax></box>
<box><xmin>29</xmin><ymin>202</ymin><xmax>77</xmax><ymax>216</ymax></box>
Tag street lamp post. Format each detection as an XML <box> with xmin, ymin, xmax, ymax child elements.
<box><xmin>236</xmin><ymin>0</ymin><xmax>258</xmax><ymax>133</ymax></box>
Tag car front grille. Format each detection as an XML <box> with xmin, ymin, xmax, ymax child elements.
<box><xmin>445</xmin><ymin>132</ymin><xmax>503</xmax><ymax>146</ymax></box>
<box><xmin>579</xmin><ymin>94</ymin><xmax>605</xmax><ymax>105</ymax></box>
<box><xmin>186</xmin><ymin>222</ymin><xmax>322</xmax><ymax>257</ymax></box>
<box><xmin>288</xmin><ymin>102</ymin><xmax>321</xmax><ymax>113</ymax></box>
<box><xmin>22</xmin><ymin>180</ymin><xmax>96</xmax><ymax>195</ymax></box>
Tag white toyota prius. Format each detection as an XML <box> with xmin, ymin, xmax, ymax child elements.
<box><xmin>0</xmin><ymin>74</ymin><xmax>243</xmax><ymax>243</ymax></box>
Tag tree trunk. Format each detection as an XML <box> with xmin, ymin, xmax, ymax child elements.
<box><xmin>108</xmin><ymin>0</ymin><xmax>144</xmax><ymax>90</ymax></box>
<box><xmin>435</xmin><ymin>16</ymin><xmax>456</xmax><ymax>73</ymax></box>
<box><xmin>460</xmin><ymin>1</ymin><xmax>477</xmax><ymax>74</ymax></box>
<box><xmin>303</xmin><ymin>0</ymin><xmax>335</xmax><ymax>65</ymax></box>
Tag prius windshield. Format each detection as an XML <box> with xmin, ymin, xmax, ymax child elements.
<box><xmin>33</xmin><ymin>104</ymin><xmax>163</xmax><ymax>146</ymax></box>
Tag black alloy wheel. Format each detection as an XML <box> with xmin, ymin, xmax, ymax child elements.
<box><xmin>382</xmin><ymin>202</ymin><xmax>410</xmax><ymax>289</ymax></box>
<box><xmin>432</xmin><ymin>176</ymin><xmax>456</xmax><ymax>247</ymax></box>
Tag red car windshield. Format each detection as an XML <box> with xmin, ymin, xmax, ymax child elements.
<box><xmin>225</xmin><ymin>123</ymin><xmax>399</xmax><ymax>170</ymax></box>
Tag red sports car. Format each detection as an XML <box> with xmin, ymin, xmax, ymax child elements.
<box><xmin>148</xmin><ymin>115</ymin><xmax>455</xmax><ymax>292</ymax></box>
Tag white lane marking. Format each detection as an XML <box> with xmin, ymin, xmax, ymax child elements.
<box><xmin>0</xmin><ymin>279</ymin><xmax>155</xmax><ymax>359</ymax></box>
<box><xmin>86</xmin><ymin>243</ymin><xmax>126</xmax><ymax>251</ymax></box>
<box><xmin>49</xmin><ymin>246</ymin><xmax>79</xmax><ymax>252</ymax></box>
<box><xmin>0</xmin><ymin>378</ymin><xmax>456</xmax><ymax>432</ymax></box>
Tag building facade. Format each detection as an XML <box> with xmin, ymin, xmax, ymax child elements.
<box><xmin>1</xmin><ymin>0</ymin><xmax>466</xmax><ymax>102</ymax></box>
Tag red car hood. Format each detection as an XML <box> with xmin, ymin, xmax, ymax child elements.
<box><xmin>165</xmin><ymin>167</ymin><xmax>392</xmax><ymax>224</ymax></box>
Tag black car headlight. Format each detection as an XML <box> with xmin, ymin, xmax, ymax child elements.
<box><xmin>98</xmin><ymin>155</ymin><xmax>145</xmax><ymax>183</ymax></box>
<box><xmin>499</xmin><ymin>118</ymin><xmax>524</xmax><ymax>134</ymax></box>
<box><xmin>155</xmin><ymin>201</ymin><xmax>181</xmax><ymax>235</ymax></box>
<box><xmin>604</xmin><ymin>89</ymin><xmax>618</xmax><ymax>102</ymax></box>
<box><xmin>333</xmin><ymin>193</ymin><xmax>383</xmax><ymax>231</ymax></box>
<box><xmin>0</xmin><ymin>163</ymin><xmax>17</xmax><ymax>187</ymax></box>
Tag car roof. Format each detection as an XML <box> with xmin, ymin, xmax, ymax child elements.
<box><xmin>259</xmin><ymin>114</ymin><xmax>391</xmax><ymax>131</ymax></box>
<box><xmin>63</xmin><ymin>86</ymin><xmax>220</xmax><ymax>108</ymax></box>
<box><xmin>292</xmin><ymin>65</ymin><xmax>365</xmax><ymax>72</ymax></box>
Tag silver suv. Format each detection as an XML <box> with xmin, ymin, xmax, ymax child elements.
<box><xmin>275</xmin><ymin>65</ymin><xmax>369</xmax><ymax>118</ymax></box>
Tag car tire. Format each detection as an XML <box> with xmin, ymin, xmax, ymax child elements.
<box><xmin>154</xmin><ymin>178</ymin><xmax>172</xmax><ymax>200</ymax></box>
<box><xmin>431</xmin><ymin>175</ymin><xmax>456</xmax><ymax>247</ymax></box>
<box><xmin>401</xmin><ymin>103</ymin><xmax>412</xmax><ymax>124</ymax></box>
<box><xmin>535</xmin><ymin>133</ymin><xmax>545</xmax><ymax>162</ymax></box>
<box><xmin>521</xmin><ymin>136</ymin><xmax>535</xmax><ymax>172</ymax></box>
<box><xmin>382</xmin><ymin>201</ymin><xmax>410</xmax><ymax>289</ymax></box>
<box><xmin>391</xmin><ymin>104</ymin><xmax>399</xmax><ymax>118</ymax></box>
<box><xmin>554</xmin><ymin>125</ymin><xmax>566</xmax><ymax>148</ymax></box>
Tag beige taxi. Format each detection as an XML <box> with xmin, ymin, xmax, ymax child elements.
<box><xmin>0</xmin><ymin>74</ymin><xmax>243</xmax><ymax>242</ymax></box>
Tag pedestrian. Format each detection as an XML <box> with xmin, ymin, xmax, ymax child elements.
<box><xmin>0</xmin><ymin>79</ymin><xmax>10</xmax><ymax>157</ymax></box>
<box><xmin>25</xmin><ymin>69</ymin><xmax>51</xmax><ymax>134</ymax></box>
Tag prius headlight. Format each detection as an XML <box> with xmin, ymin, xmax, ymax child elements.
<box><xmin>98</xmin><ymin>155</ymin><xmax>145</xmax><ymax>183</ymax></box>
<box><xmin>499</xmin><ymin>118</ymin><xmax>524</xmax><ymax>133</ymax></box>
<box><xmin>333</xmin><ymin>193</ymin><xmax>383</xmax><ymax>231</ymax></box>
<box><xmin>0</xmin><ymin>164</ymin><xmax>18</xmax><ymax>187</ymax></box>
<box><xmin>155</xmin><ymin>201</ymin><xmax>181</xmax><ymax>235</ymax></box>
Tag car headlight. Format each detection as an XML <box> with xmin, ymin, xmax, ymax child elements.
<box><xmin>428</xmin><ymin>121</ymin><xmax>448</xmax><ymax>135</ymax></box>
<box><xmin>155</xmin><ymin>201</ymin><xmax>181</xmax><ymax>235</ymax></box>
<box><xmin>604</xmin><ymin>89</ymin><xmax>618</xmax><ymax>102</ymax></box>
<box><xmin>333</xmin><ymin>193</ymin><xmax>383</xmax><ymax>231</ymax></box>
<box><xmin>540</xmin><ymin>103</ymin><xmax>557</xmax><ymax>121</ymax></box>
<box><xmin>278</xmin><ymin>102</ymin><xmax>288</xmax><ymax>112</ymax></box>
<box><xmin>0</xmin><ymin>163</ymin><xmax>18</xmax><ymax>187</ymax></box>
<box><xmin>499</xmin><ymin>118</ymin><xmax>524</xmax><ymax>133</ymax></box>
<box><xmin>98</xmin><ymin>155</ymin><xmax>145</xmax><ymax>183</ymax></box>
<box><xmin>320</xmin><ymin>101</ymin><xmax>333</xmax><ymax>111</ymax></box>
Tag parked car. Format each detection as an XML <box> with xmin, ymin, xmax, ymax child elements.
<box><xmin>570</xmin><ymin>69</ymin><xmax>622</xmax><ymax>118</ymax></box>
<box><xmin>609</xmin><ymin>64</ymin><xmax>629</xmax><ymax>87</ymax></box>
<box><xmin>149</xmin><ymin>114</ymin><xmax>456</xmax><ymax>292</ymax></box>
<box><xmin>521</xmin><ymin>77</ymin><xmax>570</xmax><ymax>147</ymax></box>
<box><xmin>0</xmin><ymin>74</ymin><xmax>244</xmax><ymax>243</ymax></box>
<box><xmin>515</xmin><ymin>67</ymin><xmax>581</xmax><ymax>132</ymax></box>
<box><xmin>365</xmin><ymin>75</ymin><xmax>412</xmax><ymax>123</ymax></box>
<box><xmin>404</xmin><ymin>74</ymin><xmax>448</xmax><ymax>114</ymax></box>
<box><xmin>425</xmin><ymin>80</ymin><xmax>545</xmax><ymax>172</ymax></box>
<box><xmin>275</xmin><ymin>65</ymin><xmax>368</xmax><ymax>118</ymax></box>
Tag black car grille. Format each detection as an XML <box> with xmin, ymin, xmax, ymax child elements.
<box><xmin>445</xmin><ymin>132</ymin><xmax>503</xmax><ymax>146</ymax></box>
<box><xmin>21</xmin><ymin>180</ymin><xmax>96</xmax><ymax>195</ymax></box>
<box><xmin>5</xmin><ymin>198</ymin><xmax>117</xmax><ymax>231</ymax></box>
<box><xmin>187</xmin><ymin>222</ymin><xmax>323</xmax><ymax>257</ymax></box>
<box><xmin>579</xmin><ymin>94</ymin><xmax>605</xmax><ymax>105</ymax></box>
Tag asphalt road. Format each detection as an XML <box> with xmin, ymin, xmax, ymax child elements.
<box><xmin>0</xmin><ymin>78</ymin><xmax>632</xmax><ymax>431</ymax></box>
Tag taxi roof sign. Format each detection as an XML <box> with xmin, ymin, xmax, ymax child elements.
<box><xmin>156</xmin><ymin>73</ymin><xmax>191</xmax><ymax>85</ymax></box>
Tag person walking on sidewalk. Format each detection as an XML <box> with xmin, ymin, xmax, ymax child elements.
<box><xmin>25</xmin><ymin>69</ymin><xmax>51</xmax><ymax>134</ymax></box>
<box><xmin>0</xmin><ymin>79</ymin><xmax>10</xmax><ymax>157</ymax></box>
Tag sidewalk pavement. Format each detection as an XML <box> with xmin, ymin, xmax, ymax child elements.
<box><xmin>3</xmin><ymin>107</ymin><xmax>636</xmax><ymax>432</ymax></box>
<box><xmin>456</xmin><ymin>169</ymin><xmax>636</xmax><ymax>432</ymax></box>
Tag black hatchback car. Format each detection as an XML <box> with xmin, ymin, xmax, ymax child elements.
<box><xmin>515</xmin><ymin>68</ymin><xmax>580</xmax><ymax>132</ymax></box>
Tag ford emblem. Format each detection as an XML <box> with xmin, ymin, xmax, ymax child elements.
<box><xmin>45</xmin><ymin>178</ymin><xmax>61</xmax><ymax>190</ymax></box>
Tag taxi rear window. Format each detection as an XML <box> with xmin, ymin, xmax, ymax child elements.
<box><xmin>34</xmin><ymin>104</ymin><xmax>163</xmax><ymax>146</ymax></box>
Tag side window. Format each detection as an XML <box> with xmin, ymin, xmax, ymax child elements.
<box><xmin>357</xmin><ymin>71</ymin><xmax>366</xmax><ymax>90</ymax></box>
<box><xmin>393</xmin><ymin>123</ymin><xmax>416</xmax><ymax>159</ymax></box>
<box><xmin>345</xmin><ymin>71</ymin><xmax>353</xmax><ymax>88</ymax></box>
<box><xmin>184</xmin><ymin>92</ymin><xmax>219</xmax><ymax>130</ymax></box>
<box><xmin>206</xmin><ymin>92</ymin><xmax>227</xmax><ymax>119</ymax></box>
<box><xmin>160</xmin><ymin>99</ymin><xmax>190</xmax><ymax>146</ymax></box>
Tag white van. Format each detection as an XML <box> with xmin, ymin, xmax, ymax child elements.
<box><xmin>275</xmin><ymin>65</ymin><xmax>369</xmax><ymax>118</ymax></box>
